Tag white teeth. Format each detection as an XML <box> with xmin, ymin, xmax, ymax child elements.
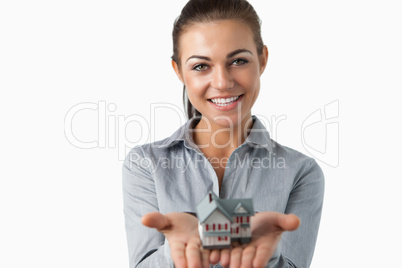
<box><xmin>210</xmin><ymin>96</ymin><xmax>240</xmax><ymax>105</ymax></box>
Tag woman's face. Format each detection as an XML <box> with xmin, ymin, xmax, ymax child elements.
<box><xmin>173</xmin><ymin>20</ymin><xmax>268</xmax><ymax>128</ymax></box>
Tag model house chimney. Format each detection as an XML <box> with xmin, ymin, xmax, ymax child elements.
<box><xmin>209</xmin><ymin>193</ymin><xmax>212</xmax><ymax>203</ymax></box>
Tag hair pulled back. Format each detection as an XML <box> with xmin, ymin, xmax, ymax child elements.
<box><xmin>172</xmin><ymin>0</ymin><xmax>264</xmax><ymax>120</ymax></box>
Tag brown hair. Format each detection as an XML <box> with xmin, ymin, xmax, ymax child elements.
<box><xmin>172</xmin><ymin>0</ymin><xmax>264</xmax><ymax>120</ymax></box>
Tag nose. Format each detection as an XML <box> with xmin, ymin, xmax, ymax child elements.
<box><xmin>211</xmin><ymin>66</ymin><xmax>235</xmax><ymax>90</ymax></box>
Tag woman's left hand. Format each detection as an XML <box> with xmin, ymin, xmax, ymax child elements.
<box><xmin>211</xmin><ymin>212</ymin><xmax>300</xmax><ymax>268</ymax></box>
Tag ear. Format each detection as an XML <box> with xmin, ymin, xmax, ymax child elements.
<box><xmin>259</xmin><ymin>45</ymin><xmax>269</xmax><ymax>75</ymax></box>
<box><xmin>172</xmin><ymin>59</ymin><xmax>184</xmax><ymax>84</ymax></box>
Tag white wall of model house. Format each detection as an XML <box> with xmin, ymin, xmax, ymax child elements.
<box><xmin>200</xmin><ymin>211</ymin><xmax>252</xmax><ymax>247</ymax></box>
<box><xmin>200</xmin><ymin>210</ymin><xmax>231</xmax><ymax>247</ymax></box>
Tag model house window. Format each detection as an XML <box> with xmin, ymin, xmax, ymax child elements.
<box><xmin>213</xmin><ymin>224</ymin><xmax>215</xmax><ymax>231</ymax></box>
<box><xmin>246</xmin><ymin>216</ymin><xmax>249</xmax><ymax>223</ymax></box>
<box><xmin>218</xmin><ymin>237</ymin><xmax>221</xmax><ymax>241</ymax></box>
<box><xmin>206</xmin><ymin>224</ymin><xmax>209</xmax><ymax>231</ymax></box>
<box><xmin>225</xmin><ymin>223</ymin><xmax>228</xmax><ymax>230</ymax></box>
<box><xmin>218</xmin><ymin>224</ymin><xmax>221</xmax><ymax>230</ymax></box>
<box><xmin>236</xmin><ymin>227</ymin><xmax>239</xmax><ymax>234</ymax></box>
<box><xmin>225</xmin><ymin>236</ymin><xmax>228</xmax><ymax>241</ymax></box>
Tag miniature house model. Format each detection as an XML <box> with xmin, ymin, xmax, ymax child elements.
<box><xmin>196</xmin><ymin>191</ymin><xmax>255</xmax><ymax>249</ymax></box>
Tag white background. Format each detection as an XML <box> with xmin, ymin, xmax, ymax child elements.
<box><xmin>1</xmin><ymin>0</ymin><xmax>401</xmax><ymax>267</ymax></box>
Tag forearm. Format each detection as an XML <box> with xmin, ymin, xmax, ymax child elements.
<box><xmin>267</xmin><ymin>247</ymin><xmax>298</xmax><ymax>268</ymax></box>
<box><xmin>123</xmin><ymin>147</ymin><xmax>174</xmax><ymax>267</ymax></box>
<box><xmin>280</xmin><ymin>159</ymin><xmax>325</xmax><ymax>267</ymax></box>
<box><xmin>133</xmin><ymin>241</ymin><xmax>174</xmax><ymax>268</ymax></box>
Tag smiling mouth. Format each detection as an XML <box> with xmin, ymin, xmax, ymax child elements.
<box><xmin>208</xmin><ymin>95</ymin><xmax>243</xmax><ymax>107</ymax></box>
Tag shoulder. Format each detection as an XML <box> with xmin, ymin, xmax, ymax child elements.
<box><xmin>123</xmin><ymin>137</ymin><xmax>183</xmax><ymax>167</ymax></box>
<box><xmin>123</xmin><ymin>118</ymin><xmax>198</xmax><ymax>166</ymax></box>
<box><xmin>122</xmin><ymin>138</ymin><xmax>187</xmax><ymax>191</ymax></box>
<box><xmin>270</xmin><ymin>140</ymin><xmax>325</xmax><ymax>184</ymax></box>
<box><xmin>271</xmin><ymin>140</ymin><xmax>313</xmax><ymax>165</ymax></box>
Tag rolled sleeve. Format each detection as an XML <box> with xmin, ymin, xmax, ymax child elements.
<box><xmin>122</xmin><ymin>147</ymin><xmax>174</xmax><ymax>267</ymax></box>
<box><xmin>280</xmin><ymin>159</ymin><xmax>325</xmax><ymax>268</ymax></box>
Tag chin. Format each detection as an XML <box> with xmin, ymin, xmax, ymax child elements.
<box><xmin>211</xmin><ymin>115</ymin><xmax>242</xmax><ymax>128</ymax></box>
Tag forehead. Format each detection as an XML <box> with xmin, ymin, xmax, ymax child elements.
<box><xmin>179</xmin><ymin>20</ymin><xmax>256</xmax><ymax>60</ymax></box>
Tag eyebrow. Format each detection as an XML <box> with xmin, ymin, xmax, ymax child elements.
<box><xmin>185</xmin><ymin>49</ymin><xmax>253</xmax><ymax>63</ymax></box>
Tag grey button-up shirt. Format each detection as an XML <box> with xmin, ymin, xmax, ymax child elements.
<box><xmin>122</xmin><ymin>116</ymin><xmax>324</xmax><ymax>268</ymax></box>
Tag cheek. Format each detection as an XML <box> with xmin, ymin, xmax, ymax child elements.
<box><xmin>183</xmin><ymin>73</ymin><xmax>210</xmax><ymax>97</ymax></box>
<box><xmin>235</xmin><ymin>68</ymin><xmax>260</xmax><ymax>92</ymax></box>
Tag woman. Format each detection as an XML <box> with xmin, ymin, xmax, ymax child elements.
<box><xmin>123</xmin><ymin>0</ymin><xmax>324</xmax><ymax>267</ymax></box>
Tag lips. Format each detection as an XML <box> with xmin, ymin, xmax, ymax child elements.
<box><xmin>208</xmin><ymin>94</ymin><xmax>243</xmax><ymax>107</ymax></box>
<box><xmin>207</xmin><ymin>94</ymin><xmax>244</xmax><ymax>110</ymax></box>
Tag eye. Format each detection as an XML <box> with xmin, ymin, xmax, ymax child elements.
<box><xmin>231</xmin><ymin>58</ymin><xmax>248</xmax><ymax>66</ymax></box>
<box><xmin>192</xmin><ymin>64</ymin><xmax>209</xmax><ymax>72</ymax></box>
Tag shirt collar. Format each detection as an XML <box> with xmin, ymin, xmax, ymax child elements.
<box><xmin>244</xmin><ymin>115</ymin><xmax>273</xmax><ymax>151</ymax></box>
<box><xmin>160</xmin><ymin>115</ymin><xmax>273</xmax><ymax>152</ymax></box>
<box><xmin>159</xmin><ymin>117</ymin><xmax>200</xmax><ymax>150</ymax></box>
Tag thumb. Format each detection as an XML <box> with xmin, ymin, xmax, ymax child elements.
<box><xmin>278</xmin><ymin>213</ymin><xmax>300</xmax><ymax>231</ymax></box>
<box><xmin>141</xmin><ymin>212</ymin><xmax>170</xmax><ymax>231</ymax></box>
<box><xmin>254</xmin><ymin>212</ymin><xmax>300</xmax><ymax>232</ymax></box>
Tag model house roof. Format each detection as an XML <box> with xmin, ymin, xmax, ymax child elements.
<box><xmin>196</xmin><ymin>191</ymin><xmax>255</xmax><ymax>223</ymax></box>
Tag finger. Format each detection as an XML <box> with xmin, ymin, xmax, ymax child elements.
<box><xmin>220</xmin><ymin>248</ymin><xmax>231</xmax><ymax>267</ymax></box>
<box><xmin>201</xmin><ymin>248</ymin><xmax>210</xmax><ymax>268</ymax></box>
<box><xmin>186</xmin><ymin>238</ymin><xmax>203</xmax><ymax>268</ymax></box>
<box><xmin>141</xmin><ymin>212</ymin><xmax>169</xmax><ymax>231</ymax></box>
<box><xmin>209</xmin><ymin>249</ymin><xmax>220</xmax><ymax>264</ymax></box>
<box><xmin>170</xmin><ymin>241</ymin><xmax>187</xmax><ymax>268</ymax></box>
<box><xmin>240</xmin><ymin>246</ymin><xmax>256</xmax><ymax>268</ymax></box>
<box><xmin>230</xmin><ymin>246</ymin><xmax>242</xmax><ymax>268</ymax></box>
<box><xmin>253</xmin><ymin>244</ymin><xmax>275</xmax><ymax>268</ymax></box>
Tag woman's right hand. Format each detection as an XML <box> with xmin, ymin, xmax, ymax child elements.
<box><xmin>141</xmin><ymin>212</ymin><xmax>213</xmax><ymax>268</ymax></box>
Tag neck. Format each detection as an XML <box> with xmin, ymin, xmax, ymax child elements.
<box><xmin>193</xmin><ymin>114</ymin><xmax>254</xmax><ymax>153</ymax></box>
